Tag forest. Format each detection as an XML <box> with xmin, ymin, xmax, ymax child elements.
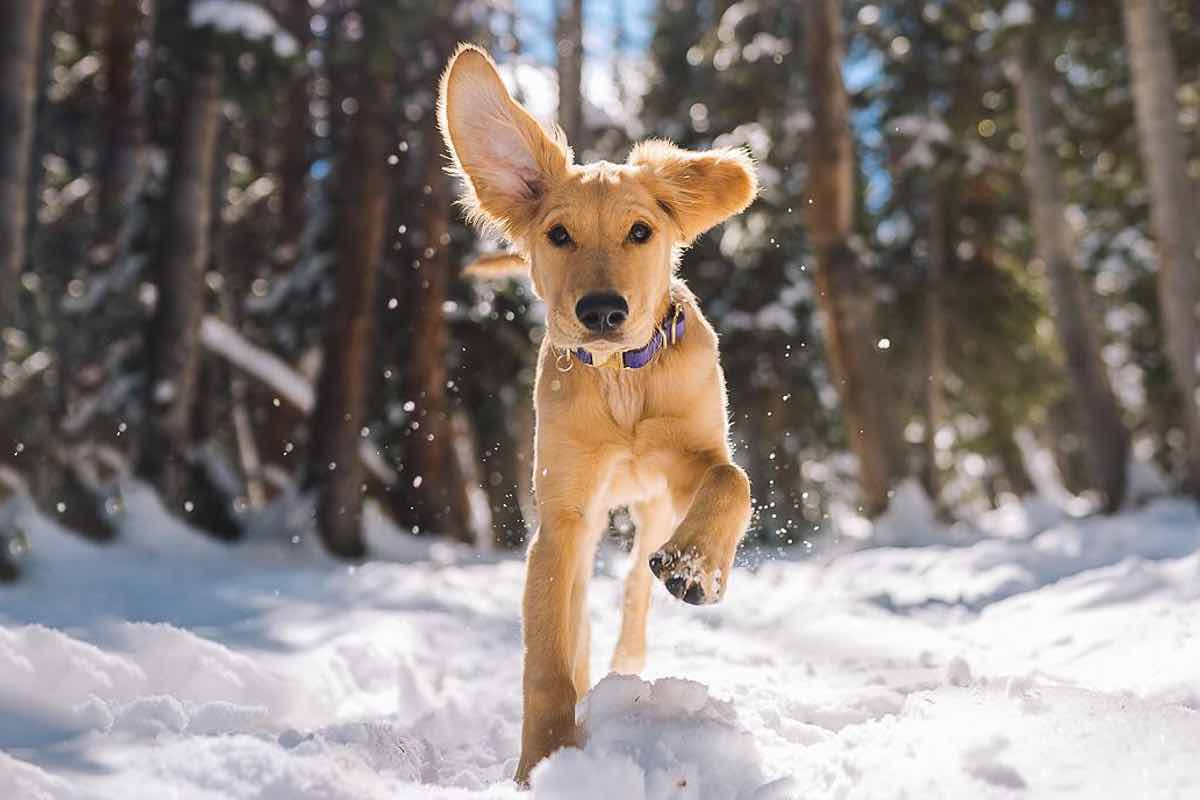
<box><xmin>1</xmin><ymin>0</ymin><xmax>1198</xmax><ymax>572</ymax></box>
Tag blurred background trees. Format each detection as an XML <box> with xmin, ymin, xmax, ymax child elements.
<box><xmin>1</xmin><ymin>0</ymin><xmax>1197</xmax><ymax>570</ymax></box>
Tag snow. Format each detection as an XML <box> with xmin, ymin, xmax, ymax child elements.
<box><xmin>200</xmin><ymin>316</ymin><xmax>312</xmax><ymax>411</ymax></box>
<box><xmin>189</xmin><ymin>0</ymin><xmax>299</xmax><ymax>58</ymax></box>
<box><xmin>890</xmin><ymin>113</ymin><xmax>953</xmax><ymax>171</ymax></box>
<box><xmin>199</xmin><ymin>316</ymin><xmax>398</xmax><ymax>488</ymax></box>
<box><xmin>1001</xmin><ymin>1</ymin><xmax>1035</xmax><ymax>28</ymax></box>
<box><xmin>2</xmin><ymin>488</ymin><xmax>1199</xmax><ymax>798</ymax></box>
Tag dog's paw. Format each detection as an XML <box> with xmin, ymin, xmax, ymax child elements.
<box><xmin>648</xmin><ymin>543</ymin><xmax>726</xmax><ymax>605</ymax></box>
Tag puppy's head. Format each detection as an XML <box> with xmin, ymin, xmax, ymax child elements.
<box><xmin>439</xmin><ymin>44</ymin><xmax>757</xmax><ymax>354</ymax></box>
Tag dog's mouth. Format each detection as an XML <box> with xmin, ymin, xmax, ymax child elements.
<box><xmin>548</xmin><ymin>320</ymin><xmax>628</xmax><ymax>352</ymax></box>
<box><xmin>548</xmin><ymin>309</ymin><xmax>659</xmax><ymax>354</ymax></box>
<box><xmin>573</xmin><ymin>325</ymin><xmax>652</xmax><ymax>354</ymax></box>
<box><xmin>581</xmin><ymin>331</ymin><xmax>626</xmax><ymax>346</ymax></box>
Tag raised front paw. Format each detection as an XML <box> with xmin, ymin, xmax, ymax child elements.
<box><xmin>648</xmin><ymin>541</ymin><xmax>730</xmax><ymax>606</ymax></box>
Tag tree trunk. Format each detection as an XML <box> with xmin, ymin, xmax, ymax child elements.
<box><xmin>1012</xmin><ymin>34</ymin><xmax>1129</xmax><ymax>512</ymax></box>
<box><xmin>985</xmin><ymin>395</ymin><xmax>1036</xmax><ymax>498</ymax></box>
<box><xmin>803</xmin><ymin>0</ymin><xmax>904</xmax><ymax>516</ymax></box>
<box><xmin>139</xmin><ymin>45</ymin><xmax>223</xmax><ymax>513</ymax></box>
<box><xmin>612</xmin><ymin>0</ymin><xmax>628</xmax><ymax>109</ymax></box>
<box><xmin>555</xmin><ymin>0</ymin><xmax>584</xmax><ymax>150</ymax></box>
<box><xmin>0</xmin><ymin>0</ymin><xmax>46</xmax><ymax>331</ymax></box>
<box><xmin>95</xmin><ymin>0</ymin><xmax>154</xmax><ymax>262</ymax></box>
<box><xmin>398</xmin><ymin>139</ymin><xmax>474</xmax><ymax>543</ymax></box>
<box><xmin>303</xmin><ymin>68</ymin><xmax>391</xmax><ymax>558</ymax></box>
<box><xmin>469</xmin><ymin>378</ymin><xmax>532</xmax><ymax>548</ymax></box>
<box><xmin>924</xmin><ymin>180</ymin><xmax>949</xmax><ymax>501</ymax></box>
<box><xmin>276</xmin><ymin>0</ymin><xmax>311</xmax><ymax>259</ymax></box>
<box><xmin>1122</xmin><ymin>0</ymin><xmax>1200</xmax><ymax>497</ymax></box>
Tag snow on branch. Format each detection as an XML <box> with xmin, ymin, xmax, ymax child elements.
<box><xmin>199</xmin><ymin>317</ymin><xmax>397</xmax><ymax>487</ymax></box>
<box><xmin>189</xmin><ymin>0</ymin><xmax>299</xmax><ymax>58</ymax></box>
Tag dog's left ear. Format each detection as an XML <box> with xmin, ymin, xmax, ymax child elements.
<box><xmin>438</xmin><ymin>44</ymin><xmax>570</xmax><ymax>239</ymax></box>
<box><xmin>628</xmin><ymin>140</ymin><xmax>758</xmax><ymax>244</ymax></box>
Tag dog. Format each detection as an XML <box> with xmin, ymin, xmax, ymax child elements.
<box><xmin>437</xmin><ymin>44</ymin><xmax>758</xmax><ymax>785</ymax></box>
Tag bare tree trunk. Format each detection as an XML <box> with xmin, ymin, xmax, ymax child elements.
<box><xmin>475</xmin><ymin>385</ymin><xmax>533</xmax><ymax>548</ymax></box>
<box><xmin>555</xmin><ymin>0</ymin><xmax>584</xmax><ymax>150</ymax></box>
<box><xmin>515</xmin><ymin>392</ymin><xmax>537</xmax><ymax>532</ymax></box>
<box><xmin>503</xmin><ymin>7</ymin><xmax>528</xmax><ymax>104</ymax></box>
<box><xmin>984</xmin><ymin>394</ymin><xmax>1036</xmax><ymax>498</ymax></box>
<box><xmin>0</xmin><ymin>0</ymin><xmax>46</xmax><ymax>331</ymax></box>
<box><xmin>1122</xmin><ymin>0</ymin><xmax>1200</xmax><ymax>497</ymax></box>
<box><xmin>303</xmin><ymin>68</ymin><xmax>391</xmax><ymax>558</ymax></box>
<box><xmin>803</xmin><ymin>0</ymin><xmax>904</xmax><ymax>516</ymax></box>
<box><xmin>924</xmin><ymin>180</ymin><xmax>949</xmax><ymax>501</ymax></box>
<box><xmin>1012</xmin><ymin>34</ymin><xmax>1129</xmax><ymax>512</ymax></box>
<box><xmin>140</xmin><ymin>46</ymin><xmax>223</xmax><ymax>512</ymax></box>
<box><xmin>399</xmin><ymin>140</ymin><xmax>474</xmax><ymax>543</ymax></box>
<box><xmin>276</xmin><ymin>0</ymin><xmax>311</xmax><ymax>259</ymax></box>
<box><xmin>612</xmin><ymin>0</ymin><xmax>628</xmax><ymax>109</ymax></box>
<box><xmin>95</xmin><ymin>0</ymin><xmax>154</xmax><ymax>262</ymax></box>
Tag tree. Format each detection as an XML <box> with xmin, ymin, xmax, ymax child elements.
<box><xmin>397</xmin><ymin>121</ymin><xmax>475</xmax><ymax>543</ymax></box>
<box><xmin>94</xmin><ymin>0</ymin><xmax>155</xmax><ymax>264</ymax></box>
<box><xmin>272</xmin><ymin>0</ymin><xmax>312</xmax><ymax>258</ymax></box>
<box><xmin>1010</xmin><ymin>30</ymin><xmax>1130</xmax><ymax>511</ymax></box>
<box><xmin>924</xmin><ymin>178</ymin><xmax>949</xmax><ymax>500</ymax></box>
<box><xmin>804</xmin><ymin>0</ymin><xmax>905</xmax><ymax>516</ymax></box>
<box><xmin>303</xmin><ymin>33</ymin><xmax>393</xmax><ymax>558</ymax></box>
<box><xmin>138</xmin><ymin>29</ymin><xmax>229</xmax><ymax>525</ymax></box>
<box><xmin>555</xmin><ymin>0</ymin><xmax>584</xmax><ymax>150</ymax></box>
<box><xmin>0</xmin><ymin>0</ymin><xmax>47</xmax><ymax>331</ymax></box>
<box><xmin>1122</xmin><ymin>0</ymin><xmax>1200</xmax><ymax>496</ymax></box>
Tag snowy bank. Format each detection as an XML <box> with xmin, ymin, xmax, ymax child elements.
<box><xmin>1</xmin><ymin>493</ymin><xmax>1198</xmax><ymax>798</ymax></box>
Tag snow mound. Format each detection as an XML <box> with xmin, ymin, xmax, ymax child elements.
<box><xmin>533</xmin><ymin>674</ymin><xmax>780</xmax><ymax>800</ymax></box>
<box><xmin>0</xmin><ymin>750</ymin><xmax>82</xmax><ymax>800</ymax></box>
<box><xmin>869</xmin><ymin>479</ymin><xmax>949</xmax><ymax>547</ymax></box>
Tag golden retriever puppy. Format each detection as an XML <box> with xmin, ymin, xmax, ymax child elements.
<box><xmin>437</xmin><ymin>44</ymin><xmax>758</xmax><ymax>785</ymax></box>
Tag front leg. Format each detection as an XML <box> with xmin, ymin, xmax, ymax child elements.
<box><xmin>612</xmin><ymin>495</ymin><xmax>675</xmax><ymax>674</ymax></box>
<box><xmin>515</xmin><ymin>510</ymin><xmax>588</xmax><ymax>785</ymax></box>
<box><xmin>650</xmin><ymin>461</ymin><xmax>751</xmax><ymax>605</ymax></box>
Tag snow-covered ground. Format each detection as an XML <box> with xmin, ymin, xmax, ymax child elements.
<box><xmin>2</xmin><ymin>484</ymin><xmax>1199</xmax><ymax>799</ymax></box>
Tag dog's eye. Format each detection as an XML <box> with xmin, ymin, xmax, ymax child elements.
<box><xmin>629</xmin><ymin>222</ymin><xmax>652</xmax><ymax>244</ymax></box>
<box><xmin>547</xmin><ymin>224</ymin><xmax>572</xmax><ymax>247</ymax></box>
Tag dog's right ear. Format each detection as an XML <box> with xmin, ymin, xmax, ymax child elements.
<box><xmin>438</xmin><ymin>44</ymin><xmax>570</xmax><ymax>240</ymax></box>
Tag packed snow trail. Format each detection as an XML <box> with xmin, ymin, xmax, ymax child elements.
<box><xmin>1</xmin><ymin>485</ymin><xmax>1198</xmax><ymax>798</ymax></box>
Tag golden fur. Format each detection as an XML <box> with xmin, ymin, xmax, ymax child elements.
<box><xmin>438</xmin><ymin>44</ymin><xmax>758</xmax><ymax>785</ymax></box>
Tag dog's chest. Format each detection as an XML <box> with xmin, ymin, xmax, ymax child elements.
<box><xmin>594</xmin><ymin>372</ymin><xmax>670</xmax><ymax>505</ymax></box>
<box><xmin>596</xmin><ymin>371</ymin><xmax>646</xmax><ymax>432</ymax></box>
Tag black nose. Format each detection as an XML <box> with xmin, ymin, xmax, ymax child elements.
<box><xmin>575</xmin><ymin>292</ymin><xmax>628</xmax><ymax>333</ymax></box>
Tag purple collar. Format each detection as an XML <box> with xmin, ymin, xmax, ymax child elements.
<box><xmin>574</xmin><ymin>304</ymin><xmax>685</xmax><ymax>370</ymax></box>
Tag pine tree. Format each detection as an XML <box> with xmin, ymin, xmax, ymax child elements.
<box><xmin>1122</xmin><ymin>0</ymin><xmax>1200</xmax><ymax>496</ymax></box>
<box><xmin>1011</xmin><ymin>27</ymin><xmax>1130</xmax><ymax>511</ymax></box>
<box><xmin>804</xmin><ymin>0</ymin><xmax>906</xmax><ymax>515</ymax></box>
<box><xmin>138</xmin><ymin>24</ymin><xmax>228</xmax><ymax>525</ymax></box>
<box><xmin>555</xmin><ymin>0</ymin><xmax>585</xmax><ymax>150</ymax></box>
<box><xmin>303</xmin><ymin>5</ymin><xmax>395</xmax><ymax>558</ymax></box>
<box><xmin>0</xmin><ymin>0</ymin><xmax>47</xmax><ymax>332</ymax></box>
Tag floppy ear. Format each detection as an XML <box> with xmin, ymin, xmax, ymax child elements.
<box><xmin>628</xmin><ymin>140</ymin><xmax>758</xmax><ymax>244</ymax></box>
<box><xmin>438</xmin><ymin>44</ymin><xmax>570</xmax><ymax>239</ymax></box>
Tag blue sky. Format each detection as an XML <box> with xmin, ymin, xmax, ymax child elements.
<box><xmin>510</xmin><ymin>1</ymin><xmax>892</xmax><ymax>209</ymax></box>
<box><xmin>512</xmin><ymin>0</ymin><xmax>657</xmax><ymax>61</ymax></box>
